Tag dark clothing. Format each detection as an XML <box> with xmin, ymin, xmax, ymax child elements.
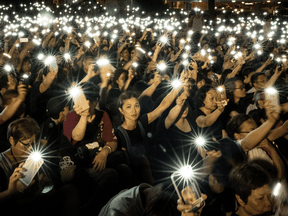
<box><xmin>99</xmin><ymin>183</ymin><xmax>152</xmax><ymax>216</ymax></box>
<box><xmin>189</xmin><ymin>108</ymin><xmax>224</xmax><ymax>141</ymax></box>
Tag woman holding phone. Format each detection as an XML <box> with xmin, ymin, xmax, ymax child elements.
<box><xmin>115</xmin><ymin>73</ymin><xmax>185</xmax><ymax>185</ymax></box>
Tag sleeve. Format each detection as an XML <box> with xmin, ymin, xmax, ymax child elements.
<box><xmin>102</xmin><ymin>111</ymin><xmax>118</xmax><ymax>143</ymax></box>
<box><xmin>63</xmin><ymin>111</ymin><xmax>80</xmax><ymax>142</ymax></box>
<box><xmin>139</xmin><ymin>114</ymin><xmax>149</xmax><ymax>131</ymax></box>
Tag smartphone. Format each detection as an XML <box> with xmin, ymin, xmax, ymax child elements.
<box><xmin>171</xmin><ymin>172</ymin><xmax>205</xmax><ymax>212</ymax></box>
<box><xmin>20</xmin><ymin>74</ymin><xmax>30</xmax><ymax>87</ymax></box>
<box><xmin>265</xmin><ymin>88</ymin><xmax>281</xmax><ymax>113</ymax></box>
<box><xmin>146</xmin><ymin>28</ymin><xmax>151</xmax><ymax>31</ymax></box>
<box><xmin>20</xmin><ymin>38</ymin><xmax>29</xmax><ymax>43</ymax></box>
<box><xmin>19</xmin><ymin>153</ymin><xmax>44</xmax><ymax>187</ymax></box>
<box><xmin>216</xmin><ymin>85</ymin><xmax>227</xmax><ymax>106</ymax></box>
<box><xmin>72</xmin><ymin>88</ymin><xmax>90</xmax><ymax>110</ymax></box>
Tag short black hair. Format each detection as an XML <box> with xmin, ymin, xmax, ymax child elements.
<box><xmin>242</xmin><ymin>67</ymin><xmax>254</xmax><ymax>78</ymax></box>
<box><xmin>111</xmin><ymin>68</ymin><xmax>128</xmax><ymax>88</ymax></box>
<box><xmin>46</xmin><ymin>96</ymin><xmax>68</xmax><ymax>120</ymax></box>
<box><xmin>251</xmin><ymin>72</ymin><xmax>265</xmax><ymax>87</ymax></box>
<box><xmin>7</xmin><ymin>117</ymin><xmax>40</xmax><ymax>145</ymax></box>
<box><xmin>229</xmin><ymin>162</ymin><xmax>271</xmax><ymax>204</ymax></box>
<box><xmin>226</xmin><ymin>114</ymin><xmax>253</xmax><ymax>139</ymax></box>
<box><xmin>80</xmin><ymin>81</ymin><xmax>100</xmax><ymax>103</ymax></box>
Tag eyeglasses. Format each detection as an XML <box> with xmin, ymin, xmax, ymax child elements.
<box><xmin>18</xmin><ymin>140</ymin><xmax>34</xmax><ymax>148</ymax></box>
<box><xmin>235</xmin><ymin>85</ymin><xmax>245</xmax><ymax>90</ymax></box>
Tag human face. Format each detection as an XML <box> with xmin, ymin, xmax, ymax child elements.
<box><xmin>236</xmin><ymin>119</ymin><xmax>257</xmax><ymax>140</ymax></box>
<box><xmin>239</xmin><ymin>184</ymin><xmax>273</xmax><ymax>216</ymax></box>
<box><xmin>122</xmin><ymin>49</ymin><xmax>130</xmax><ymax>61</ymax></box>
<box><xmin>11</xmin><ymin>135</ymin><xmax>36</xmax><ymax>159</ymax></box>
<box><xmin>22</xmin><ymin>61</ymin><xmax>31</xmax><ymax>72</ymax></box>
<box><xmin>254</xmin><ymin>75</ymin><xmax>267</xmax><ymax>90</ymax></box>
<box><xmin>197</xmin><ymin>79</ymin><xmax>205</xmax><ymax>89</ymax></box>
<box><xmin>203</xmin><ymin>89</ymin><xmax>217</xmax><ymax>111</ymax></box>
<box><xmin>130</xmin><ymin>49</ymin><xmax>136</xmax><ymax>59</ymax></box>
<box><xmin>234</xmin><ymin>80</ymin><xmax>246</xmax><ymax>99</ymax></box>
<box><xmin>116</xmin><ymin>73</ymin><xmax>126</xmax><ymax>90</ymax></box>
<box><xmin>119</xmin><ymin>97</ymin><xmax>141</xmax><ymax>122</ymax></box>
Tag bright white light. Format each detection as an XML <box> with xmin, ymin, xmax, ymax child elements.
<box><xmin>171</xmin><ymin>79</ymin><xmax>182</xmax><ymax>89</ymax></box>
<box><xmin>157</xmin><ymin>62</ymin><xmax>167</xmax><ymax>71</ymax></box>
<box><xmin>23</xmin><ymin>74</ymin><xmax>29</xmax><ymax>79</ymax></box>
<box><xmin>69</xmin><ymin>85</ymin><xmax>81</xmax><ymax>99</ymax></box>
<box><xmin>84</xmin><ymin>41</ymin><xmax>91</xmax><ymax>48</ymax></box>
<box><xmin>217</xmin><ymin>86</ymin><xmax>224</xmax><ymax>92</ymax></box>
<box><xmin>38</xmin><ymin>53</ymin><xmax>45</xmax><ymax>60</ymax></box>
<box><xmin>30</xmin><ymin>151</ymin><xmax>42</xmax><ymax>162</ymax></box>
<box><xmin>195</xmin><ymin>137</ymin><xmax>206</xmax><ymax>146</ymax></box>
<box><xmin>97</xmin><ymin>58</ymin><xmax>109</xmax><ymax>66</ymax></box>
<box><xmin>159</xmin><ymin>36</ymin><xmax>168</xmax><ymax>44</ymax></box>
<box><xmin>132</xmin><ymin>62</ymin><xmax>138</xmax><ymax>67</ymax></box>
<box><xmin>4</xmin><ymin>64</ymin><xmax>12</xmax><ymax>72</ymax></box>
<box><xmin>64</xmin><ymin>53</ymin><xmax>71</xmax><ymax>60</ymax></box>
<box><xmin>254</xmin><ymin>44</ymin><xmax>261</xmax><ymax>49</ymax></box>
<box><xmin>265</xmin><ymin>87</ymin><xmax>277</xmax><ymax>95</ymax></box>
<box><xmin>273</xmin><ymin>183</ymin><xmax>281</xmax><ymax>196</ymax></box>
<box><xmin>179</xmin><ymin>165</ymin><xmax>194</xmax><ymax>179</ymax></box>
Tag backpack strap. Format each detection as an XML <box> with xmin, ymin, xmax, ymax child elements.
<box><xmin>117</xmin><ymin>125</ymin><xmax>131</xmax><ymax>152</ymax></box>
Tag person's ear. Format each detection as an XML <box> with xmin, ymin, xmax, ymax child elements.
<box><xmin>234</xmin><ymin>133</ymin><xmax>241</xmax><ymax>140</ymax></box>
<box><xmin>118</xmin><ymin>107</ymin><xmax>124</xmax><ymax>115</ymax></box>
<box><xmin>9</xmin><ymin>136</ymin><xmax>15</xmax><ymax>146</ymax></box>
<box><xmin>235</xmin><ymin>194</ymin><xmax>246</xmax><ymax>207</ymax></box>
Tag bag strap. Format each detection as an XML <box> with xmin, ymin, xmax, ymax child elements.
<box><xmin>137</xmin><ymin>120</ymin><xmax>147</xmax><ymax>142</ymax></box>
<box><xmin>117</xmin><ymin>125</ymin><xmax>131</xmax><ymax>152</ymax></box>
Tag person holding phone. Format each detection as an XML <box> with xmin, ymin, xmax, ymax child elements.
<box><xmin>0</xmin><ymin>117</ymin><xmax>81</xmax><ymax>215</ymax></box>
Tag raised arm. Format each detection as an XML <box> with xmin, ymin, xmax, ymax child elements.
<box><xmin>0</xmin><ymin>84</ymin><xmax>26</xmax><ymax>125</ymax></box>
<box><xmin>139</xmin><ymin>72</ymin><xmax>161</xmax><ymax>98</ymax></box>
<box><xmin>165</xmin><ymin>92</ymin><xmax>187</xmax><ymax>129</ymax></box>
<box><xmin>71</xmin><ymin>102</ymin><xmax>90</xmax><ymax>142</ymax></box>
<box><xmin>39</xmin><ymin>66</ymin><xmax>58</xmax><ymax>93</ymax></box>
<box><xmin>265</xmin><ymin>65</ymin><xmax>283</xmax><ymax>88</ymax></box>
<box><xmin>240</xmin><ymin>101</ymin><xmax>279</xmax><ymax>152</ymax></box>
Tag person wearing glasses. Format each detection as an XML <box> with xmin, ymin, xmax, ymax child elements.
<box><xmin>0</xmin><ymin>117</ymin><xmax>81</xmax><ymax>215</ymax></box>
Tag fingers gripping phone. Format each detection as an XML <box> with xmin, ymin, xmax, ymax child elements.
<box><xmin>265</xmin><ymin>87</ymin><xmax>281</xmax><ymax>113</ymax></box>
<box><xmin>216</xmin><ymin>85</ymin><xmax>227</xmax><ymax>106</ymax></box>
<box><xmin>171</xmin><ymin>168</ymin><xmax>205</xmax><ymax>213</ymax></box>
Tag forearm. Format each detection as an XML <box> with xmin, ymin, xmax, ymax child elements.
<box><xmin>228</xmin><ymin>64</ymin><xmax>242</xmax><ymax>78</ymax></box>
<box><xmin>42</xmin><ymin>32</ymin><xmax>54</xmax><ymax>49</ymax></box>
<box><xmin>99</xmin><ymin>86</ymin><xmax>109</xmax><ymax>110</ymax></box>
<box><xmin>0</xmin><ymin>98</ymin><xmax>24</xmax><ymax>124</ymax></box>
<box><xmin>241</xmin><ymin>120</ymin><xmax>275</xmax><ymax>152</ymax></box>
<box><xmin>71</xmin><ymin>116</ymin><xmax>88</xmax><ymax>142</ymax></box>
<box><xmin>139</xmin><ymin>82</ymin><xmax>158</xmax><ymax>98</ymax></box>
<box><xmin>165</xmin><ymin>104</ymin><xmax>184</xmax><ymax>129</ymax></box>
<box><xmin>123</xmin><ymin>60</ymin><xmax>133</xmax><ymax>70</ymax></box>
<box><xmin>152</xmin><ymin>49</ymin><xmax>161</xmax><ymax>62</ymax></box>
<box><xmin>267</xmin><ymin>125</ymin><xmax>287</xmax><ymax>141</ymax></box>
<box><xmin>39</xmin><ymin>72</ymin><xmax>57</xmax><ymax>93</ymax></box>
<box><xmin>269</xmin><ymin>146</ymin><xmax>287</xmax><ymax>180</ymax></box>
<box><xmin>256</xmin><ymin>62</ymin><xmax>268</xmax><ymax>73</ymax></box>
<box><xmin>265</xmin><ymin>73</ymin><xmax>280</xmax><ymax>88</ymax></box>
<box><xmin>123</xmin><ymin>78</ymin><xmax>132</xmax><ymax>91</ymax></box>
<box><xmin>0</xmin><ymin>190</ymin><xmax>14</xmax><ymax>202</ymax></box>
<box><xmin>4</xmin><ymin>42</ymin><xmax>9</xmax><ymax>53</ymax></box>
<box><xmin>196</xmin><ymin>109</ymin><xmax>222</xmax><ymax>128</ymax></box>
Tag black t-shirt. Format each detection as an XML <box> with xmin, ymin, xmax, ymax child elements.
<box><xmin>115</xmin><ymin>114</ymin><xmax>149</xmax><ymax>151</ymax></box>
<box><xmin>189</xmin><ymin>108</ymin><xmax>224</xmax><ymax>141</ymax></box>
<box><xmin>30</xmin><ymin>81</ymin><xmax>56</xmax><ymax>125</ymax></box>
<box><xmin>226</xmin><ymin>93</ymin><xmax>254</xmax><ymax>115</ymax></box>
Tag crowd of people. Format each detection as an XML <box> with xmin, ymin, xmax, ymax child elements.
<box><xmin>0</xmin><ymin>1</ymin><xmax>288</xmax><ymax>216</ymax></box>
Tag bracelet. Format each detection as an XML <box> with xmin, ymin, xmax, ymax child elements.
<box><xmin>103</xmin><ymin>145</ymin><xmax>112</xmax><ymax>154</ymax></box>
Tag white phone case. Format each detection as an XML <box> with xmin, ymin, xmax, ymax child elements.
<box><xmin>19</xmin><ymin>155</ymin><xmax>44</xmax><ymax>186</ymax></box>
<box><xmin>265</xmin><ymin>91</ymin><xmax>280</xmax><ymax>113</ymax></box>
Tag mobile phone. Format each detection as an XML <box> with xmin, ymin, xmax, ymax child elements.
<box><xmin>171</xmin><ymin>171</ymin><xmax>205</xmax><ymax>212</ymax></box>
<box><xmin>50</xmin><ymin>56</ymin><xmax>58</xmax><ymax>71</ymax></box>
<box><xmin>20</xmin><ymin>38</ymin><xmax>29</xmax><ymax>43</ymax></box>
<box><xmin>265</xmin><ymin>88</ymin><xmax>281</xmax><ymax>113</ymax></box>
<box><xmin>72</xmin><ymin>88</ymin><xmax>90</xmax><ymax>110</ymax></box>
<box><xmin>146</xmin><ymin>28</ymin><xmax>151</xmax><ymax>31</ymax></box>
<box><xmin>216</xmin><ymin>85</ymin><xmax>227</xmax><ymax>106</ymax></box>
<box><xmin>20</xmin><ymin>74</ymin><xmax>30</xmax><ymax>87</ymax></box>
<box><xmin>19</xmin><ymin>153</ymin><xmax>44</xmax><ymax>187</ymax></box>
